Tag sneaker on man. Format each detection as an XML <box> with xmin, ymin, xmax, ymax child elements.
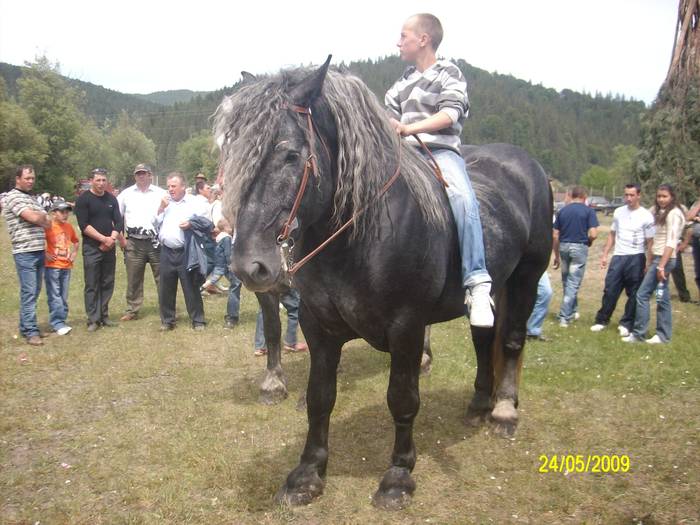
<box><xmin>573</xmin><ymin>312</ymin><xmax>580</xmax><ymax>321</ymax></box>
<box><xmin>558</xmin><ymin>319</ymin><xmax>569</xmax><ymax>328</ymax></box>
<box><xmin>621</xmin><ymin>334</ymin><xmax>641</xmax><ymax>343</ymax></box>
<box><xmin>590</xmin><ymin>324</ymin><xmax>606</xmax><ymax>332</ymax></box>
<box><xmin>56</xmin><ymin>326</ymin><xmax>72</xmax><ymax>336</ymax></box>
<box><xmin>466</xmin><ymin>282</ymin><xmax>494</xmax><ymax>327</ymax></box>
<box><xmin>645</xmin><ymin>335</ymin><xmax>665</xmax><ymax>344</ymax></box>
<box><xmin>617</xmin><ymin>325</ymin><xmax>630</xmax><ymax>337</ymax></box>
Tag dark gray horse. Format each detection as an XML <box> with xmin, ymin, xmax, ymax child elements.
<box><xmin>214</xmin><ymin>58</ymin><xmax>552</xmax><ymax>509</ymax></box>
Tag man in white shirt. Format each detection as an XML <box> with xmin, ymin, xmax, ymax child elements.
<box><xmin>155</xmin><ymin>172</ymin><xmax>210</xmax><ymax>331</ymax></box>
<box><xmin>590</xmin><ymin>184</ymin><xmax>655</xmax><ymax>335</ymax></box>
<box><xmin>117</xmin><ymin>163</ymin><xmax>167</xmax><ymax>321</ymax></box>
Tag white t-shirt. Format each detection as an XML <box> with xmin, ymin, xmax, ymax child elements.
<box><xmin>117</xmin><ymin>184</ymin><xmax>167</xmax><ymax>238</ymax></box>
<box><xmin>611</xmin><ymin>205</ymin><xmax>655</xmax><ymax>256</ymax></box>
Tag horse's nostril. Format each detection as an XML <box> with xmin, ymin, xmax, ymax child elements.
<box><xmin>250</xmin><ymin>261</ymin><xmax>271</xmax><ymax>283</ymax></box>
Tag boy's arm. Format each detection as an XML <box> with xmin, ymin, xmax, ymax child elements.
<box><xmin>600</xmin><ymin>230</ymin><xmax>616</xmax><ymax>268</ymax></box>
<box><xmin>393</xmin><ymin>111</ymin><xmax>453</xmax><ymax>137</ymax></box>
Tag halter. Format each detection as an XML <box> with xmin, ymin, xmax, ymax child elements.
<box><xmin>276</xmin><ymin>103</ymin><xmax>446</xmax><ymax>276</ymax></box>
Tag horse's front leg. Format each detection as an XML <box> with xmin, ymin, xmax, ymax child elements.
<box><xmin>256</xmin><ymin>291</ymin><xmax>288</xmax><ymax>404</ymax></box>
<box><xmin>372</xmin><ymin>326</ymin><xmax>424</xmax><ymax>510</ymax></box>
<box><xmin>275</xmin><ymin>303</ymin><xmax>343</xmax><ymax>506</ymax></box>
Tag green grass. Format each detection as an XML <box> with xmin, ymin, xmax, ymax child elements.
<box><xmin>1</xmin><ymin>216</ymin><xmax>699</xmax><ymax>524</ymax></box>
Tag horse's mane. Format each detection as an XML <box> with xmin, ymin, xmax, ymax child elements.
<box><xmin>213</xmin><ymin>67</ymin><xmax>448</xmax><ymax>241</ymax></box>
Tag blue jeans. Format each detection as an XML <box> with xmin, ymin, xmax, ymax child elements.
<box><xmin>208</xmin><ymin>237</ymin><xmax>242</xmax><ymax>321</ymax></box>
<box><xmin>13</xmin><ymin>251</ymin><xmax>45</xmax><ymax>338</ymax></box>
<box><xmin>633</xmin><ymin>257</ymin><xmax>676</xmax><ymax>341</ymax></box>
<box><xmin>558</xmin><ymin>242</ymin><xmax>589</xmax><ymax>322</ymax></box>
<box><xmin>426</xmin><ymin>149</ymin><xmax>490</xmax><ymax>287</ymax></box>
<box><xmin>254</xmin><ymin>289</ymin><xmax>300</xmax><ymax>350</ymax></box>
<box><xmin>527</xmin><ymin>272</ymin><xmax>553</xmax><ymax>336</ymax></box>
<box><xmin>45</xmin><ymin>267</ymin><xmax>71</xmax><ymax>331</ymax></box>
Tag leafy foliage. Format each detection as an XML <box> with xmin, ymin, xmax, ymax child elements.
<box><xmin>176</xmin><ymin>130</ymin><xmax>219</xmax><ymax>179</ymax></box>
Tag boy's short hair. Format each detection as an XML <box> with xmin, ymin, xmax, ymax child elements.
<box><xmin>217</xmin><ymin>217</ymin><xmax>230</xmax><ymax>231</ymax></box>
<box><xmin>412</xmin><ymin>13</ymin><xmax>443</xmax><ymax>51</ymax></box>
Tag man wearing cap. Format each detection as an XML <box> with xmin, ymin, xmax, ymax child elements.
<box><xmin>117</xmin><ymin>163</ymin><xmax>167</xmax><ymax>321</ymax></box>
<box><xmin>74</xmin><ymin>168</ymin><xmax>123</xmax><ymax>331</ymax></box>
<box><xmin>2</xmin><ymin>165</ymin><xmax>51</xmax><ymax>346</ymax></box>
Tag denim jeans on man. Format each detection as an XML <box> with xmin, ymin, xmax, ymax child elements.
<box><xmin>527</xmin><ymin>272</ymin><xmax>553</xmax><ymax>336</ymax></box>
<box><xmin>632</xmin><ymin>257</ymin><xmax>676</xmax><ymax>342</ymax></box>
<box><xmin>424</xmin><ymin>149</ymin><xmax>490</xmax><ymax>288</ymax></box>
<box><xmin>45</xmin><ymin>267</ymin><xmax>71</xmax><ymax>331</ymax></box>
<box><xmin>594</xmin><ymin>253</ymin><xmax>646</xmax><ymax>330</ymax></box>
<box><xmin>558</xmin><ymin>242</ymin><xmax>588</xmax><ymax>323</ymax></box>
<box><xmin>208</xmin><ymin>236</ymin><xmax>242</xmax><ymax>323</ymax></box>
<box><xmin>13</xmin><ymin>250</ymin><xmax>44</xmax><ymax>338</ymax></box>
<box><xmin>254</xmin><ymin>289</ymin><xmax>300</xmax><ymax>350</ymax></box>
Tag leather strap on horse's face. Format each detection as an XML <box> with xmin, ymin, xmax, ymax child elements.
<box><xmin>277</xmin><ymin>104</ymin><xmax>320</xmax><ymax>243</ymax></box>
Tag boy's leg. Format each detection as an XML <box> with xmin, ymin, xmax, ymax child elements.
<box><xmin>281</xmin><ymin>289</ymin><xmax>301</xmax><ymax>347</ymax></box>
<box><xmin>430</xmin><ymin>149</ymin><xmax>493</xmax><ymax>327</ymax></box>
<box><xmin>224</xmin><ymin>270</ymin><xmax>242</xmax><ymax>326</ymax></box>
<box><xmin>526</xmin><ymin>272</ymin><xmax>552</xmax><ymax>336</ymax></box>
<box><xmin>254</xmin><ymin>309</ymin><xmax>266</xmax><ymax>350</ymax></box>
<box><xmin>45</xmin><ymin>267</ymin><xmax>66</xmax><ymax>331</ymax></box>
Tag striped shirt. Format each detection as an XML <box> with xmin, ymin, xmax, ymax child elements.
<box><xmin>385</xmin><ymin>60</ymin><xmax>469</xmax><ymax>153</ymax></box>
<box><xmin>2</xmin><ymin>189</ymin><xmax>46</xmax><ymax>254</ymax></box>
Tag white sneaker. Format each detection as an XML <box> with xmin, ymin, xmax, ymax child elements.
<box><xmin>621</xmin><ymin>334</ymin><xmax>641</xmax><ymax>343</ymax></box>
<box><xmin>590</xmin><ymin>324</ymin><xmax>606</xmax><ymax>332</ymax></box>
<box><xmin>617</xmin><ymin>325</ymin><xmax>630</xmax><ymax>337</ymax></box>
<box><xmin>559</xmin><ymin>319</ymin><xmax>569</xmax><ymax>328</ymax></box>
<box><xmin>646</xmin><ymin>335</ymin><xmax>665</xmax><ymax>344</ymax></box>
<box><xmin>574</xmin><ymin>312</ymin><xmax>580</xmax><ymax>321</ymax></box>
<box><xmin>465</xmin><ymin>282</ymin><xmax>494</xmax><ymax>327</ymax></box>
<box><xmin>56</xmin><ymin>326</ymin><xmax>72</xmax><ymax>336</ymax></box>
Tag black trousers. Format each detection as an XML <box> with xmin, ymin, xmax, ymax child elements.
<box><xmin>159</xmin><ymin>246</ymin><xmax>205</xmax><ymax>327</ymax></box>
<box><xmin>83</xmin><ymin>243</ymin><xmax>116</xmax><ymax>324</ymax></box>
<box><xmin>594</xmin><ymin>253</ymin><xmax>645</xmax><ymax>328</ymax></box>
<box><xmin>671</xmin><ymin>252</ymin><xmax>691</xmax><ymax>302</ymax></box>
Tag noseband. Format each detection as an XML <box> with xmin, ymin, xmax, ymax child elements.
<box><xmin>276</xmin><ymin>103</ymin><xmax>446</xmax><ymax>277</ymax></box>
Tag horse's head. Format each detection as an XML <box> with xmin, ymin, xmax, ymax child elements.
<box><xmin>215</xmin><ymin>57</ymin><xmax>337</xmax><ymax>291</ymax></box>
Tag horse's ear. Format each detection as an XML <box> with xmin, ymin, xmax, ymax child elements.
<box><xmin>290</xmin><ymin>54</ymin><xmax>332</xmax><ymax>108</ymax></box>
<box><xmin>241</xmin><ymin>71</ymin><xmax>257</xmax><ymax>84</ymax></box>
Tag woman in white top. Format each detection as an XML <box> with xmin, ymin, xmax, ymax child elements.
<box><xmin>623</xmin><ymin>184</ymin><xmax>686</xmax><ymax>344</ymax></box>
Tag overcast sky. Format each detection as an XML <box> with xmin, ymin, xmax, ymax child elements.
<box><xmin>0</xmin><ymin>0</ymin><xmax>678</xmax><ymax>104</ymax></box>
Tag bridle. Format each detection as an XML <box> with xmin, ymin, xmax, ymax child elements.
<box><xmin>276</xmin><ymin>103</ymin><xmax>446</xmax><ymax>277</ymax></box>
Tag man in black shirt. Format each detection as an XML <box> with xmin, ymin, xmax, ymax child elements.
<box><xmin>74</xmin><ymin>168</ymin><xmax>123</xmax><ymax>331</ymax></box>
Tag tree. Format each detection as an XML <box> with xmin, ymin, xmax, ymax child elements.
<box><xmin>17</xmin><ymin>57</ymin><xmax>93</xmax><ymax>195</ymax></box>
<box><xmin>581</xmin><ymin>165</ymin><xmax>616</xmax><ymax>195</ymax></box>
<box><xmin>176</xmin><ymin>130</ymin><xmax>219</xmax><ymax>180</ymax></box>
<box><xmin>105</xmin><ymin>112</ymin><xmax>157</xmax><ymax>188</ymax></box>
<box><xmin>0</xmin><ymin>99</ymin><xmax>49</xmax><ymax>190</ymax></box>
<box><xmin>636</xmin><ymin>0</ymin><xmax>700</xmax><ymax>203</ymax></box>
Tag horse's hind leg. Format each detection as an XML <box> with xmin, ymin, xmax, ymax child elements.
<box><xmin>276</xmin><ymin>302</ymin><xmax>343</xmax><ymax>506</ymax></box>
<box><xmin>490</xmin><ymin>268</ymin><xmax>540</xmax><ymax>437</ymax></box>
<box><xmin>256</xmin><ymin>292</ymin><xmax>288</xmax><ymax>404</ymax></box>
<box><xmin>372</xmin><ymin>325</ymin><xmax>424</xmax><ymax>510</ymax></box>
<box><xmin>465</xmin><ymin>324</ymin><xmax>496</xmax><ymax>426</ymax></box>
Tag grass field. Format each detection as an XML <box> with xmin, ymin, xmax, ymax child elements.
<box><xmin>1</xmin><ymin>215</ymin><xmax>699</xmax><ymax>524</ymax></box>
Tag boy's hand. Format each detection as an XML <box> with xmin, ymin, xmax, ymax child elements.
<box><xmin>45</xmin><ymin>252</ymin><xmax>57</xmax><ymax>262</ymax></box>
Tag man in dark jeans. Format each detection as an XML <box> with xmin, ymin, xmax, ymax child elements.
<box><xmin>590</xmin><ymin>184</ymin><xmax>655</xmax><ymax>336</ymax></box>
<box><xmin>74</xmin><ymin>168</ymin><xmax>123</xmax><ymax>331</ymax></box>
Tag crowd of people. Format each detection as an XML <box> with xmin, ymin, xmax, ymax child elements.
<box><xmin>527</xmin><ymin>183</ymin><xmax>700</xmax><ymax>344</ymax></box>
<box><xmin>1</xmin><ymin>163</ymin><xmax>306</xmax><ymax>353</ymax></box>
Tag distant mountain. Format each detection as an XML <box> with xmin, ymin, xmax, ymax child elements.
<box><xmin>129</xmin><ymin>89</ymin><xmax>209</xmax><ymax>106</ymax></box>
<box><xmin>0</xmin><ymin>62</ymin><xmax>164</xmax><ymax>123</ymax></box>
<box><xmin>1</xmin><ymin>58</ymin><xmax>646</xmax><ymax>182</ymax></box>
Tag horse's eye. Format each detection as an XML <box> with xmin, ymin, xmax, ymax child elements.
<box><xmin>285</xmin><ymin>152</ymin><xmax>300</xmax><ymax>164</ymax></box>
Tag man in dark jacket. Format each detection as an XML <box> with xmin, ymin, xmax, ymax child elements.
<box><xmin>155</xmin><ymin>172</ymin><xmax>211</xmax><ymax>331</ymax></box>
<box><xmin>74</xmin><ymin>168</ymin><xmax>123</xmax><ymax>331</ymax></box>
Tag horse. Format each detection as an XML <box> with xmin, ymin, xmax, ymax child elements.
<box><xmin>214</xmin><ymin>57</ymin><xmax>552</xmax><ymax>509</ymax></box>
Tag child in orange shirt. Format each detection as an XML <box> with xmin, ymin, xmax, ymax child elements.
<box><xmin>45</xmin><ymin>201</ymin><xmax>80</xmax><ymax>335</ymax></box>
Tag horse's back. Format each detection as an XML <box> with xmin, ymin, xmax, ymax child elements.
<box><xmin>460</xmin><ymin>143</ymin><xmax>552</xmax><ymax>288</ymax></box>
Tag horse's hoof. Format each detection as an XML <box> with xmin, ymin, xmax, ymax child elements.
<box><xmin>419</xmin><ymin>352</ymin><xmax>432</xmax><ymax>376</ymax></box>
<box><xmin>372</xmin><ymin>467</ymin><xmax>415</xmax><ymax>510</ymax></box>
<box><xmin>259</xmin><ymin>371</ymin><xmax>288</xmax><ymax>405</ymax></box>
<box><xmin>274</xmin><ymin>471</ymin><xmax>324</xmax><ymax>506</ymax></box>
<box><xmin>489</xmin><ymin>399</ymin><xmax>518</xmax><ymax>438</ymax></box>
<box><xmin>259</xmin><ymin>388</ymin><xmax>288</xmax><ymax>405</ymax></box>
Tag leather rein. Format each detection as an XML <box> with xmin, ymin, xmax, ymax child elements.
<box><xmin>277</xmin><ymin>103</ymin><xmax>446</xmax><ymax>277</ymax></box>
